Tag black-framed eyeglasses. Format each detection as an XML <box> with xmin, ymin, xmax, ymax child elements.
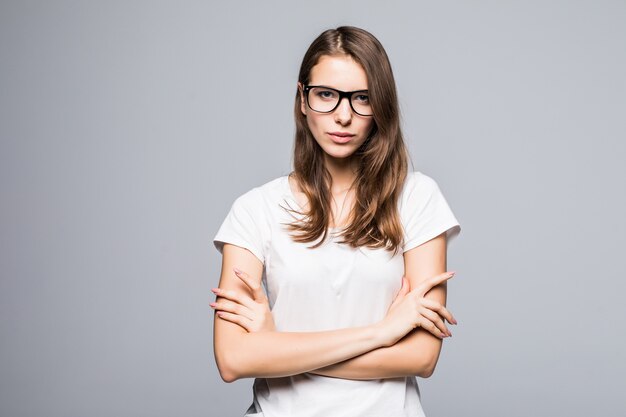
<box><xmin>303</xmin><ymin>85</ymin><xmax>373</xmax><ymax>116</ymax></box>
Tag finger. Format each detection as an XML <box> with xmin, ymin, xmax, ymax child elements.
<box><xmin>416</xmin><ymin>316</ymin><xmax>448</xmax><ymax>339</ymax></box>
<box><xmin>399</xmin><ymin>276</ymin><xmax>410</xmax><ymax>297</ymax></box>
<box><xmin>233</xmin><ymin>267</ymin><xmax>267</xmax><ymax>302</ymax></box>
<box><xmin>420</xmin><ymin>298</ymin><xmax>458</xmax><ymax>325</ymax></box>
<box><xmin>211</xmin><ymin>287</ymin><xmax>256</xmax><ymax>310</ymax></box>
<box><xmin>210</xmin><ymin>299</ymin><xmax>254</xmax><ymax>321</ymax></box>
<box><xmin>420</xmin><ymin>307</ymin><xmax>451</xmax><ymax>337</ymax></box>
<box><xmin>388</xmin><ymin>277</ymin><xmax>410</xmax><ymax>311</ymax></box>
<box><xmin>391</xmin><ymin>277</ymin><xmax>409</xmax><ymax>302</ymax></box>
<box><xmin>415</xmin><ymin>271</ymin><xmax>456</xmax><ymax>296</ymax></box>
<box><xmin>215</xmin><ymin>311</ymin><xmax>252</xmax><ymax>332</ymax></box>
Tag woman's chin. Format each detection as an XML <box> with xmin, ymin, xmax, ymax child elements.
<box><xmin>322</xmin><ymin>149</ymin><xmax>358</xmax><ymax>162</ymax></box>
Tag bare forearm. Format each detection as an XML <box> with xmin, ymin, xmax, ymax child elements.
<box><xmin>215</xmin><ymin>245</ymin><xmax>389</xmax><ymax>382</ymax></box>
<box><xmin>315</xmin><ymin>245</ymin><xmax>453</xmax><ymax>381</ymax></box>
<box><xmin>309</xmin><ymin>328</ymin><xmax>443</xmax><ymax>380</ymax></box>
<box><xmin>214</xmin><ymin>318</ymin><xmax>386</xmax><ymax>382</ymax></box>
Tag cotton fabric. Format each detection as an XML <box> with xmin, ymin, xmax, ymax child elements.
<box><xmin>213</xmin><ymin>171</ymin><xmax>461</xmax><ymax>417</ymax></box>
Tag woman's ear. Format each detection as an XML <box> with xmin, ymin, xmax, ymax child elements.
<box><xmin>298</xmin><ymin>82</ymin><xmax>306</xmax><ymax>116</ymax></box>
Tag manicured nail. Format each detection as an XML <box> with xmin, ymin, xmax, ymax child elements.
<box><xmin>211</xmin><ymin>288</ymin><xmax>220</xmax><ymax>293</ymax></box>
<box><xmin>233</xmin><ymin>267</ymin><xmax>242</xmax><ymax>274</ymax></box>
<box><xmin>209</xmin><ymin>302</ymin><xmax>216</xmax><ymax>308</ymax></box>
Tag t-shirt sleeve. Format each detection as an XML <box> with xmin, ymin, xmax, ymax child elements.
<box><xmin>401</xmin><ymin>172</ymin><xmax>461</xmax><ymax>253</ymax></box>
<box><xmin>213</xmin><ymin>188</ymin><xmax>266</xmax><ymax>264</ymax></box>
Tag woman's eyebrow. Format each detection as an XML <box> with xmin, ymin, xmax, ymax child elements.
<box><xmin>313</xmin><ymin>84</ymin><xmax>369</xmax><ymax>91</ymax></box>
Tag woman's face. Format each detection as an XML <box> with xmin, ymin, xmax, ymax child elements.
<box><xmin>299</xmin><ymin>54</ymin><xmax>374</xmax><ymax>164</ymax></box>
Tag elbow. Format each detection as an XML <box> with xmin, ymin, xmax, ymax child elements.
<box><xmin>217</xmin><ymin>363</ymin><xmax>239</xmax><ymax>383</ymax></box>
<box><xmin>418</xmin><ymin>361</ymin><xmax>437</xmax><ymax>378</ymax></box>
<box><xmin>215</xmin><ymin>350</ymin><xmax>244</xmax><ymax>383</ymax></box>
<box><xmin>219</xmin><ymin>371</ymin><xmax>239</xmax><ymax>384</ymax></box>
<box><xmin>416</xmin><ymin>350</ymin><xmax>441</xmax><ymax>378</ymax></box>
<box><xmin>214</xmin><ymin>330</ymin><xmax>264</xmax><ymax>382</ymax></box>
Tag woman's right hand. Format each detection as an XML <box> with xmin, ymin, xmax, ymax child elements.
<box><xmin>376</xmin><ymin>271</ymin><xmax>458</xmax><ymax>346</ymax></box>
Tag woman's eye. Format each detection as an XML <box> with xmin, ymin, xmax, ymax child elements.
<box><xmin>316</xmin><ymin>90</ymin><xmax>337</xmax><ymax>99</ymax></box>
<box><xmin>355</xmin><ymin>94</ymin><xmax>369</xmax><ymax>103</ymax></box>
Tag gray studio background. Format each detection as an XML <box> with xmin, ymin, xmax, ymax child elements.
<box><xmin>1</xmin><ymin>1</ymin><xmax>625</xmax><ymax>416</ymax></box>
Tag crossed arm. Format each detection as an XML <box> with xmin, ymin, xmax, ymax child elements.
<box><xmin>212</xmin><ymin>233</ymin><xmax>452</xmax><ymax>382</ymax></box>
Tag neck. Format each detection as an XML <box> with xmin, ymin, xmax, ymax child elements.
<box><xmin>324</xmin><ymin>154</ymin><xmax>358</xmax><ymax>193</ymax></box>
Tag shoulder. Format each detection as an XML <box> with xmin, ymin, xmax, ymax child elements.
<box><xmin>403</xmin><ymin>170</ymin><xmax>435</xmax><ymax>188</ymax></box>
<box><xmin>399</xmin><ymin>170</ymin><xmax>456</xmax><ymax>222</ymax></box>
<box><xmin>229</xmin><ymin>175</ymin><xmax>289</xmax><ymax>212</ymax></box>
<box><xmin>399</xmin><ymin>170</ymin><xmax>461</xmax><ymax>251</ymax></box>
<box><xmin>400</xmin><ymin>171</ymin><xmax>440</xmax><ymax>204</ymax></box>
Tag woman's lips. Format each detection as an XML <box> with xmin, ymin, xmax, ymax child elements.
<box><xmin>328</xmin><ymin>132</ymin><xmax>355</xmax><ymax>144</ymax></box>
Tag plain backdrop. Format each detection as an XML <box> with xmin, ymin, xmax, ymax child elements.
<box><xmin>1</xmin><ymin>1</ymin><xmax>625</xmax><ymax>416</ymax></box>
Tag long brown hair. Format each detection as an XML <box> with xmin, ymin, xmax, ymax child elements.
<box><xmin>284</xmin><ymin>26</ymin><xmax>410</xmax><ymax>255</ymax></box>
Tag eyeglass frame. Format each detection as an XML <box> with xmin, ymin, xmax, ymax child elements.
<box><xmin>302</xmin><ymin>85</ymin><xmax>373</xmax><ymax>117</ymax></box>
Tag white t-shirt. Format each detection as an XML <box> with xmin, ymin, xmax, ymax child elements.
<box><xmin>213</xmin><ymin>171</ymin><xmax>461</xmax><ymax>417</ymax></box>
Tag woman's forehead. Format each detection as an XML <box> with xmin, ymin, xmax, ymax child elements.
<box><xmin>309</xmin><ymin>55</ymin><xmax>368</xmax><ymax>90</ymax></box>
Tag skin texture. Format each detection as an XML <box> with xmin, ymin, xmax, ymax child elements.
<box><xmin>212</xmin><ymin>54</ymin><xmax>457</xmax><ymax>382</ymax></box>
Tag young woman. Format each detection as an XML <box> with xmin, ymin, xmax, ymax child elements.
<box><xmin>211</xmin><ymin>26</ymin><xmax>461</xmax><ymax>417</ymax></box>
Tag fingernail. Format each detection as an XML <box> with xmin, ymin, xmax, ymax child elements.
<box><xmin>233</xmin><ymin>267</ymin><xmax>242</xmax><ymax>274</ymax></box>
<box><xmin>448</xmin><ymin>271</ymin><xmax>456</xmax><ymax>276</ymax></box>
<box><xmin>211</xmin><ymin>288</ymin><xmax>220</xmax><ymax>293</ymax></box>
<box><xmin>209</xmin><ymin>302</ymin><xmax>216</xmax><ymax>308</ymax></box>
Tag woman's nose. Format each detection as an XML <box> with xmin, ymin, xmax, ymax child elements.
<box><xmin>334</xmin><ymin>97</ymin><xmax>353</xmax><ymax>124</ymax></box>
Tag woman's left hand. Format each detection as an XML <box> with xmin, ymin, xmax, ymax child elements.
<box><xmin>210</xmin><ymin>267</ymin><xmax>275</xmax><ymax>333</ymax></box>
